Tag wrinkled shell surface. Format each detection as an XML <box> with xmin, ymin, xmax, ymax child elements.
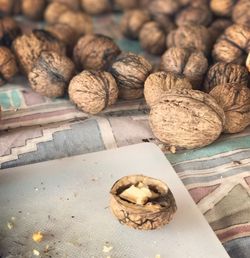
<box><xmin>210</xmin><ymin>83</ymin><xmax>250</xmax><ymax>133</ymax></box>
<box><xmin>21</xmin><ymin>0</ymin><xmax>46</xmax><ymax>20</ymax></box>
<box><xmin>110</xmin><ymin>175</ymin><xmax>177</xmax><ymax>230</ymax></box>
<box><xmin>210</xmin><ymin>0</ymin><xmax>235</xmax><ymax>17</ymax></box>
<box><xmin>232</xmin><ymin>0</ymin><xmax>250</xmax><ymax>27</ymax></box>
<box><xmin>144</xmin><ymin>71</ymin><xmax>192</xmax><ymax>107</ymax></box>
<box><xmin>204</xmin><ymin>62</ymin><xmax>249</xmax><ymax>92</ymax></box>
<box><xmin>149</xmin><ymin>89</ymin><xmax>225</xmax><ymax>149</ymax></box>
<box><xmin>68</xmin><ymin>70</ymin><xmax>118</xmax><ymax>114</ymax></box>
<box><xmin>44</xmin><ymin>2</ymin><xmax>70</xmax><ymax>24</ymax></box>
<box><xmin>148</xmin><ymin>0</ymin><xmax>181</xmax><ymax>16</ymax></box>
<box><xmin>28</xmin><ymin>51</ymin><xmax>75</xmax><ymax>98</ymax></box>
<box><xmin>81</xmin><ymin>0</ymin><xmax>111</xmax><ymax>14</ymax></box>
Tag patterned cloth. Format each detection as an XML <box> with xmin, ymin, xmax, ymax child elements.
<box><xmin>0</xmin><ymin>14</ymin><xmax>250</xmax><ymax>258</ymax></box>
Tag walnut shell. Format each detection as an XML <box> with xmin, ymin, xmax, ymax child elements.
<box><xmin>161</xmin><ymin>47</ymin><xmax>208</xmax><ymax>89</ymax></box>
<box><xmin>210</xmin><ymin>83</ymin><xmax>250</xmax><ymax>133</ymax></box>
<box><xmin>0</xmin><ymin>46</ymin><xmax>18</xmax><ymax>86</ymax></box>
<box><xmin>0</xmin><ymin>0</ymin><xmax>21</xmax><ymax>15</ymax></box>
<box><xmin>148</xmin><ymin>0</ymin><xmax>181</xmax><ymax>17</ymax></box>
<box><xmin>73</xmin><ymin>34</ymin><xmax>121</xmax><ymax>71</ymax></box>
<box><xmin>110</xmin><ymin>175</ymin><xmax>177</xmax><ymax>230</ymax></box>
<box><xmin>246</xmin><ymin>52</ymin><xmax>250</xmax><ymax>72</ymax></box>
<box><xmin>167</xmin><ymin>25</ymin><xmax>212</xmax><ymax>55</ymax></box>
<box><xmin>114</xmin><ymin>0</ymin><xmax>139</xmax><ymax>10</ymax></box>
<box><xmin>144</xmin><ymin>71</ymin><xmax>192</xmax><ymax>107</ymax></box>
<box><xmin>81</xmin><ymin>0</ymin><xmax>112</xmax><ymax>14</ymax></box>
<box><xmin>110</xmin><ymin>52</ymin><xmax>152</xmax><ymax>100</ymax></box>
<box><xmin>208</xmin><ymin>19</ymin><xmax>232</xmax><ymax>43</ymax></box>
<box><xmin>68</xmin><ymin>70</ymin><xmax>118</xmax><ymax>114</ymax></box>
<box><xmin>212</xmin><ymin>24</ymin><xmax>250</xmax><ymax>64</ymax></box>
<box><xmin>120</xmin><ymin>9</ymin><xmax>150</xmax><ymax>40</ymax></box>
<box><xmin>12</xmin><ymin>29</ymin><xmax>66</xmax><ymax>75</ymax></box>
<box><xmin>52</xmin><ymin>0</ymin><xmax>81</xmax><ymax>10</ymax></box>
<box><xmin>232</xmin><ymin>0</ymin><xmax>250</xmax><ymax>27</ymax></box>
<box><xmin>21</xmin><ymin>0</ymin><xmax>46</xmax><ymax>20</ymax></box>
<box><xmin>210</xmin><ymin>0</ymin><xmax>235</xmax><ymax>17</ymax></box>
<box><xmin>28</xmin><ymin>51</ymin><xmax>75</xmax><ymax>98</ymax></box>
<box><xmin>44</xmin><ymin>2</ymin><xmax>70</xmax><ymax>24</ymax></box>
<box><xmin>204</xmin><ymin>62</ymin><xmax>249</xmax><ymax>92</ymax></box>
<box><xmin>149</xmin><ymin>89</ymin><xmax>225</xmax><ymax>149</ymax></box>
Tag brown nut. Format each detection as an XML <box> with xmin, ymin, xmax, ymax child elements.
<box><xmin>212</xmin><ymin>24</ymin><xmax>250</xmax><ymax>64</ymax></box>
<box><xmin>149</xmin><ymin>89</ymin><xmax>225</xmax><ymax>149</ymax></box>
<box><xmin>0</xmin><ymin>46</ymin><xmax>18</xmax><ymax>86</ymax></box>
<box><xmin>204</xmin><ymin>62</ymin><xmax>249</xmax><ymax>92</ymax></box>
<box><xmin>148</xmin><ymin>0</ymin><xmax>181</xmax><ymax>17</ymax></box>
<box><xmin>28</xmin><ymin>51</ymin><xmax>75</xmax><ymax>98</ymax></box>
<box><xmin>246</xmin><ymin>52</ymin><xmax>250</xmax><ymax>72</ymax></box>
<box><xmin>21</xmin><ymin>0</ymin><xmax>46</xmax><ymax>20</ymax></box>
<box><xmin>73</xmin><ymin>34</ymin><xmax>121</xmax><ymax>71</ymax></box>
<box><xmin>0</xmin><ymin>16</ymin><xmax>21</xmax><ymax>48</ymax></box>
<box><xmin>44</xmin><ymin>2</ymin><xmax>70</xmax><ymax>24</ymax></box>
<box><xmin>12</xmin><ymin>29</ymin><xmax>66</xmax><ymax>75</ymax></box>
<box><xmin>167</xmin><ymin>25</ymin><xmax>212</xmax><ymax>55</ymax></box>
<box><xmin>208</xmin><ymin>19</ymin><xmax>232</xmax><ymax>43</ymax></box>
<box><xmin>114</xmin><ymin>0</ymin><xmax>139</xmax><ymax>10</ymax></box>
<box><xmin>110</xmin><ymin>52</ymin><xmax>152</xmax><ymax>100</ymax></box>
<box><xmin>210</xmin><ymin>0</ymin><xmax>235</xmax><ymax>17</ymax></box>
<box><xmin>52</xmin><ymin>0</ymin><xmax>81</xmax><ymax>10</ymax></box>
<box><xmin>120</xmin><ymin>9</ymin><xmax>150</xmax><ymax>40</ymax></box>
<box><xmin>161</xmin><ymin>47</ymin><xmax>208</xmax><ymax>89</ymax></box>
<box><xmin>210</xmin><ymin>83</ymin><xmax>250</xmax><ymax>133</ymax></box>
<box><xmin>0</xmin><ymin>0</ymin><xmax>21</xmax><ymax>15</ymax></box>
<box><xmin>232</xmin><ymin>0</ymin><xmax>250</xmax><ymax>27</ymax></box>
<box><xmin>144</xmin><ymin>71</ymin><xmax>192</xmax><ymax>107</ymax></box>
<box><xmin>81</xmin><ymin>0</ymin><xmax>112</xmax><ymax>14</ymax></box>
<box><xmin>110</xmin><ymin>175</ymin><xmax>177</xmax><ymax>230</ymax></box>
<box><xmin>68</xmin><ymin>70</ymin><xmax>118</xmax><ymax>114</ymax></box>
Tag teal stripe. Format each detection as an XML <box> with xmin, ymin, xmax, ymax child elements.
<box><xmin>166</xmin><ymin>135</ymin><xmax>250</xmax><ymax>165</ymax></box>
<box><xmin>11</xmin><ymin>90</ymin><xmax>22</xmax><ymax>108</ymax></box>
<box><xmin>0</xmin><ymin>92</ymin><xmax>10</xmax><ymax>109</ymax></box>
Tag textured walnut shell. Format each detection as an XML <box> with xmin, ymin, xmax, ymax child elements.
<box><xmin>232</xmin><ymin>0</ymin><xmax>250</xmax><ymax>27</ymax></box>
<box><xmin>81</xmin><ymin>0</ymin><xmax>112</xmax><ymax>14</ymax></box>
<box><xmin>68</xmin><ymin>70</ymin><xmax>118</xmax><ymax>114</ymax></box>
<box><xmin>0</xmin><ymin>0</ymin><xmax>21</xmax><ymax>15</ymax></box>
<box><xmin>21</xmin><ymin>0</ymin><xmax>46</xmax><ymax>20</ymax></box>
<box><xmin>110</xmin><ymin>175</ymin><xmax>177</xmax><ymax>230</ymax></box>
<box><xmin>44</xmin><ymin>2</ymin><xmax>70</xmax><ymax>24</ymax></box>
<box><xmin>148</xmin><ymin>0</ymin><xmax>181</xmax><ymax>17</ymax></box>
<box><xmin>208</xmin><ymin>19</ymin><xmax>232</xmax><ymax>43</ymax></box>
<box><xmin>74</xmin><ymin>34</ymin><xmax>121</xmax><ymax>71</ymax></box>
<box><xmin>12</xmin><ymin>29</ymin><xmax>65</xmax><ymax>75</ymax></box>
<box><xmin>149</xmin><ymin>89</ymin><xmax>225</xmax><ymax>149</ymax></box>
<box><xmin>210</xmin><ymin>83</ymin><xmax>250</xmax><ymax>133</ymax></box>
<box><xmin>28</xmin><ymin>51</ymin><xmax>75</xmax><ymax>98</ymax></box>
<box><xmin>120</xmin><ymin>9</ymin><xmax>150</xmax><ymax>40</ymax></box>
<box><xmin>114</xmin><ymin>0</ymin><xmax>139</xmax><ymax>10</ymax></box>
<box><xmin>0</xmin><ymin>47</ymin><xmax>18</xmax><ymax>86</ymax></box>
<box><xmin>144</xmin><ymin>71</ymin><xmax>192</xmax><ymax>107</ymax></box>
<box><xmin>167</xmin><ymin>25</ymin><xmax>212</xmax><ymax>55</ymax></box>
<box><xmin>52</xmin><ymin>0</ymin><xmax>81</xmax><ymax>10</ymax></box>
<box><xmin>161</xmin><ymin>47</ymin><xmax>208</xmax><ymax>89</ymax></box>
<box><xmin>204</xmin><ymin>62</ymin><xmax>249</xmax><ymax>92</ymax></box>
<box><xmin>110</xmin><ymin>52</ymin><xmax>152</xmax><ymax>100</ymax></box>
<box><xmin>210</xmin><ymin>0</ymin><xmax>235</xmax><ymax>17</ymax></box>
<box><xmin>212</xmin><ymin>24</ymin><xmax>250</xmax><ymax>64</ymax></box>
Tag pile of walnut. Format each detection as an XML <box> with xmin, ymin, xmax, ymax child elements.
<box><xmin>0</xmin><ymin>0</ymin><xmax>249</xmax><ymax>150</ymax></box>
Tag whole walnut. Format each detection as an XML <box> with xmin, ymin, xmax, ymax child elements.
<box><xmin>144</xmin><ymin>71</ymin><xmax>192</xmax><ymax>107</ymax></box>
<box><xmin>232</xmin><ymin>0</ymin><xmax>250</xmax><ymax>27</ymax></box>
<box><xmin>81</xmin><ymin>0</ymin><xmax>112</xmax><ymax>14</ymax></box>
<box><xmin>12</xmin><ymin>29</ymin><xmax>65</xmax><ymax>75</ymax></box>
<box><xmin>204</xmin><ymin>62</ymin><xmax>249</xmax><ymax>92</ymax></box>
<box><xmin>208</xmin><ymin>19</ymin><xmax>232</xmax><ymax>43</ymax></box>
<box><xmin>52</xmin><ymin>0</ymin><xmax>81</xmax><ymax>10</ymax></box>
<box><xmin>0</xmin><ymin>17</ymin><xmax>21</xmax><ymax>47</ymax></box>
<box><xmin>110</xmin><ymin>52</ymin><xmax>152</xmax><ymax>100</ymax></box>
<box><xmin>74</xmin><ymin>34</ymin><xmax>121</xmax><ymax>71</ymax></box>
<box><xmin>167</xmin><ymin>25</ymin><xmax>212</xmax><ymax>55</ymax></box>
<box><xmin>246</xmin><ymin>52</ymin><xmax>250</xmax><ymax>72</ymax></box>
<box><xmin>151</xmin><ymin>13</ymin><xmax>176</xmax><ymax>31</ymax></box>
<box><xmin>212</xmin><ymin>24</ymin><xmax>250</xmax><ymax>64</ymax></box>
<box><xmin>149</xmin><ymin>89</ymin><xmax>225</xmax><ymax>149</ymax></box>
<box><xmin>114</xmin><ymin>0</ymin><xmax>139</xmax><ymax>10</ymax></box>
<box><xmin>210</xmin><ymin>83</ymin><xmax>250</xmax><ymax>133</ymax></box>
<box><xmin>0</xmin><ymin>0</ymin><xmax>21</xmax><ymax>15</ymax></box>
<box><xmin>161</xmin><ymin>47</ymin><xmax>208</xmax><ymax>89</ymax></box>
<box><xmin>148</xmin><ymin>0</ymin><xmax>181</xmax><ymax>17</ymax></box>
<box><xmin>0</xmin><ymin>47</ymin><xmax>18</xmax><ymax>86</ymax></box>
<box><xmin>68</xmin><ymin>70</ymin><xmax>118</xmax><ymax>114</ymax></box>
<box><xmin>44</xmin><ymin>2</ymin><xmax>70</xmax><ymax>24</ymax></box>
<box><xmin>120</xmin><ymin>9</ymin><xmax>150</xmax><ymax>40</ymax></box>
<box><xmin>210</xmin><ymin>0</ymin><xmax>235</xmax><ymax>17</ymax></box>
<box><xmin>28</xmin><ymin>51</ymin><xmax>75</xmax><ymax>98</ymax></box>
<box><xmin>21</xmin><ymin>0</ymin><xmax>47</xmax><ymax>20</ymax></box>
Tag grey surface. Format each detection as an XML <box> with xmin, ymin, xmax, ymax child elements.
<box><xmin>0</xmin><ymin>143</ymin><xmax>229</xmax><ymax>258</ymax></box>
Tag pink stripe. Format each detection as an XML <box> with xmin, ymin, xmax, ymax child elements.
<box><xmin>217</xmin><ymin>224</ymin><xmax>250</xmax><ymax>242</ymax></box>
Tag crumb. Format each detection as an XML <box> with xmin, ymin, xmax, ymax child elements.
<box><xmin>170</xmin><ymin>146</ymin><xmax>176</xmax><ymax>154</ymax></box>
<box><xmin>11</xmin><ymin>217</ymin><xmax>16</xmax><ymax>221</ymax></box>
<box><xmin>103</xmin><ymin>245</ymin><xmax>113</xmax><ymax>253</ymax></box>
<box><xmin>34</xmin><ymin>187</ymin><xmax>39</xmax><ymax>191</ymax></box>
<box><xmin>71</xmin><ymin>216</ymin><xmax>75</xmax><ymax>218</ymax></box>
<box><xmin>32</xmin><ymin>232</ymin><xmax>43</xmax><ymax>243</ymax></box>
<box><xmin>33</xmin><ymin>249</ymin><xmax>40</xmax><ymax>256</ymax></box>
<box><xmin>7</xmin><ymin>222</ymin><xmax>14</xmax><ymax>230</ymax></box>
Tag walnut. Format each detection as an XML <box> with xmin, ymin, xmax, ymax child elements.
<box><xmin>110</xmin><ymin>52</ymin><xmax>152</xmax><ymax>100</ymax></box>
<box><xmin>28</xmin><ymin>51</ymin><xmax>75</xmax><ymax>98</ymax></box>
<box><xmin>151</xmin><ymin>13</ymin><xmax>176</xmax><ymax>31</ymax></box>
<box><xmin>12</xmin><ymin>29</ymin><xmax>65</xmax><ymax>75</ymax></box>
<box><xmin>114</xmin><ymin>0</ymin><xmax>139</xmax><ymax>10</ymax></box>
<box><xmin>44</xmin><ymin>2</ymin><xmax>70</xmax><ymax>24</ymax></box>
<box><xmin>0</xmin><ymin>0</ymin><xmax>21</xmax><ymax>15</ymax></box>
<box><xmin>160</xmin><ymin>47</ymin><xmax>208</xmax><ymax>89</ymax></box>
<box><xmin>247</xmin><ymin>52</ymin><xmax>250</xmax><ymax>72</ymax></box>
<box><xmin>21</xmin><ymin>0</ymin><xmax>47</xmax><ymax>20</ymax></box>
<box><xmin>208</xmin><ymin>19</ymin><xmax>232</xmax><ymax>43</ymax></box>
<box><xmin>0</xmin><ymin>47</ymin><xmax>18</xmax><ymax>86</ymax></box>
<box><xmin>232</xmin><ymin>0</ymin><xmax>250</xmax><ymax>27</ymax></box>
<box><xmin>204</xmin><ymin>62</ymin><xmax>249</xmax><ymax>92</ymax></box>
<box><xmin>0</xmin><ymin>16</ymin><xmax>21</xmax><ymax>48</ymax></box>
<box><xmin>110</xmin><ymin>175</ymin><xmax>177</xmax><ymax>230</ymax></box>
<box><xmin>210</xmin><ymin>0</ymin><xmax>235</xmax><ymax>17</ymax></box>
<box><xmin>68</xmin><ymin>70</ymin><xmax>118</xmax><ymax>114</ymax></box>
<box><xmin>144</xmin><ymin>71</ymin><xmax>192</xmax><ymax>107</ymax></box>
<box><xmin>148</xmin><ymin>0</ymin><xmax>181</xmax><ymax>17</ymax></box>
<box><xmin>81</xmin><ymin>0</ymin><xmax>112</xmax><ymax>14</ymax></box>
<box><xmin>212</xmin><ymin>24</ymin><xmax>250</xmax><ymax>64</ymax></box>
<box><xmin>120</xmin><ymin>9</ymin><xmax>150</xmax><ymax>40</ymax></box>
<box><xmin>210</xmin><ymin>83</ymin><xmax>250</xmax><ymax>133</ymax></box>
<box><xmin>167</xmin><ymin>25</ymin><xmax>212</xmax><ymax>55</ymax></box>
<box><xmin>149</xmin><ymin>89</ymin><xmax>226</xmax><ymax>149</ymax></box>
<box><xmin>73</xmin><ymin>34</ymin><xmax>121</xmax><ymax>71</ymax></box>
<box><xmin>52</xmin><ymin>0</ymin><xmax>81</xmax><ymax>10</ymax></box>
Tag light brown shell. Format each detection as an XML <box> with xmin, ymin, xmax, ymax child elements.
<box><xmin>144</xmin><ymin>71</ymin><xmax>192</xmax><ymax>107</ymax></box>
<box><xmin>21</xmin><ymin>0</ymin><xmax>46</xmax><ymax>20</ymax></box>
<box><xmin>81</xmin><ymin>0</ymin><xmax>112</xmax><ymax>14</ymax></box>
<box><xmin>232</xmin><ymin>0</ymin><xmax>250</xmax><ymax>27</ymax></box>
<box><xmin>52</xmin><ymin>0</ymin><xmax>81</xmax><ymax>10</ymax></box>
<box><xmin>68</xmin><ymin>70</ymin><xmax>118</xmax><ymax>114</ymax></box>
<box><xmin>114</xmin><ymin>0</ymin><xmax>139</xmax><ymax>10</ymax></box>
<box><xmin>110</xmin><ymin>175</ymin><xmax>177</xmax><ymax>230</ymax></box>
<box><xmin>210</xmin><ymin>83</ymin><xmax>250</xmax><ymax>133</ymax></box>
<box><xmin>208</xmin><ymin>19</ymin><xmax>232</xmax><ymax>43</ymax></box>
<box><xmin>28</xmin><ymin>51</ymin><xmax>75</xmax><ymax>98</ymax></box>
<box><xmin>247</xmin><ymin>52</ymin><xmax>250</xmax><ymax>72</ymax></box>
<box><xmin>148</xmin><ymin>0</ymin><xmax>181</xmax><ymax>17</ymax></box>
<box><xmin>149</xmin><ymin>89</ymin><xmax>225</xmax><ymax>149</ymax></box>
<box><xmin>210</xmin><ymin>0</ymin><xmax>235</xmax><ymax>17</ymax></box>
<box><xmin>44</xmin><ymin>2</ymin><xmax>70</xmax><ymax>24</ymax></box>
<box><xmin>0</xmin><ymin>0</ymin><xmax>21</xmax><ymax>15</ymax></box>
